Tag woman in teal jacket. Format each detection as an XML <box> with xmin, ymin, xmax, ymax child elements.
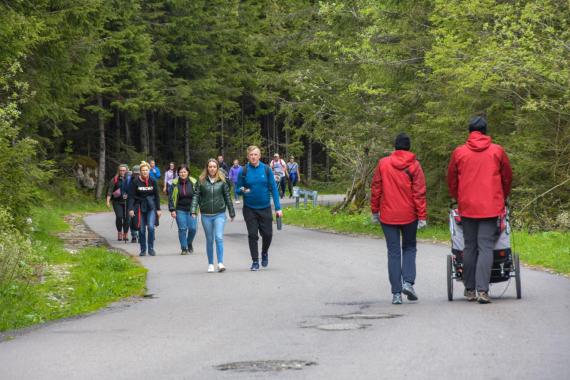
<box><xmin>191</xmin><ymin>159</ymin><xmax>235</xmax><ymax>273</ymax></box>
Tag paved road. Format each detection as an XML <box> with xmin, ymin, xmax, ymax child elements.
<box><xmin>1</xmin><ymin>201</ymin><xmax>569</xmax><ymax>379</ymax></box>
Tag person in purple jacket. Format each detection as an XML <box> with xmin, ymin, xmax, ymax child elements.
<box><xmin>228</xmin><ymin>159</ymin><xmax>242</xmax><ymax>203</ymax></box>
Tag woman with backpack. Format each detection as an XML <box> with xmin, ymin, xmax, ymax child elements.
<box><xmin>169</xmin><ymin>165</ymin><xmax>198</xmax><ymax>255</ymax></box>
<box><xmin>191</xmin><ymin>159</ymin><xmax>235</xmax><ymax>273</ymax></box>
<box><xmin>106</xmin><ymin>164</ymin><xmax>131</xmax><ymax>241</ymax></box>
<box><xmin>128</xmin><ymin>161</ymin><xmax>161</xmax><ymax>256</ymax></box>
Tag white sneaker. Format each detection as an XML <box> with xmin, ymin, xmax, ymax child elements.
<box><xmin>218</xmin><ymin>263</ymin><xmax>226</xmax><ymax>272</ymax></box>
<box><xmin>207</xmin><ymin>264</ymin><xmax>215</xmax><ymax>273</ymax></box>
<box><xmin>235</xmin><ymin>200</ymin><xmax>241</xmax><ymax>204</ymax></box>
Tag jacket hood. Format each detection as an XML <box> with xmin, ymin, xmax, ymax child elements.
<box><xmin>466</xmin><ymin>131</ymin><xmax>492</xmax><ymax>152</ymax></box>
<box><xmin>390</xmin><ymin>150</ymin><xmax>416</xmax><ymax>170</ymax></box>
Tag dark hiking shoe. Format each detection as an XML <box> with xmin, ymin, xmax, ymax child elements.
<box><xmin>250</xmin><ymin>261</ymin><xmax>260</xmax><ymax>271</ymax></box>
<box><xmin>139</xmin><ymin>251</ymin><xmax>147</xmax><ymax>257</ymax></box>
<box><xmin>122</xmin><ymin>233</ymin><xmax>128</xmax><ymax>241</ymax></box>
<box><xmin>392</xmin><ymin>293</ymin><xmax>403</xmax><ymax>305</ymax></box>
<box><xmin>402</xmin><ymin>282</ymin><xmax>418</xmax><ymax>301</ymax></box>
<box><xmin>477</xmin><ymin>291</ymin><xmax>491</xmax><ymax>304</ymax></box>
<box><xmin>188</xmin><ymin>244</ymin><xmax>194</xmax><ymax>254</ymax></box>
<box><xmin>148</xmin><ymin>249</ymin><xmax>156</xmax><ymax>256</ymax></box>
<box><xmin>261</xmin><ymin>254</ymin><xmax>269</xmax><ymax>268</ymax></box>
<box><xmin>464</xmin><ymin>289</ymin><xmax>477</xmax><ymax>302</ymax></box>
<box><xmin>131</xmin><ymin>237</ymin><xmax>137</xmax><ymax>243</ymax></box>
<box><xmin>181</xmin><ymin>249</ymin><xmax>189</xmax><ymax>255</ymax></box>
<box><xmin>118</xmin><ymin>232</ymin><xmax>123</xmax><ymax>241</ymax></box>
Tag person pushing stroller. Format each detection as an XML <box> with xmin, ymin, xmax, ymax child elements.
<box><xmin>447</xmin><ymin>114</ymin><xmax>512</xmax><ymax>304</ymax></box>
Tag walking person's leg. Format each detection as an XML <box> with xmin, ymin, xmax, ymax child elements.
<box><xmin>112</xmin><ymin>201</ymin><xmax>123</xmax><ymax>239</ymax></box>
<box><xmin>258</xmin><ymin>207</ymin><xmax>273</xmax><ymax>267</ymax></box>
<box><xmin>401</xmin><ymin>220</ymin><xmax>419</xmax><ymax>301</ymax></box>
<box><xmin>187</xmin><ymin>213</ymin><xmax>198</xmax><ymax>253</ymax></box>
<box><xmin>139</xmin><ymin>211</ymin><xmax>147</xmax><ymax>255</ymax></box>
<box><xmin>176</xmin><ymin>210</ymin><xmax>189</xmax><ymax>252</ymax></box>
<box><xmin>201</xmin><ymin>215</ymin><xmax>215</xmax><ymax>270</ymax></box>
<box><xmin>147</xmin><ymin>211</ymin><xmax>156</xmax><ymax>255</ymax></box>
<box><xmin>381</xmin><ymin>223</ymin><xmax>403</xmax><ymax>303</ymax></box>
<box><xmin>243</xmin><ymin>206</ymin><xmax>261</xmax><ymax>265</ymax></box>
<box><xmin>122</xmin><ymin>203</ymin><xmax>130</xmax><ymax>240</ymax></box>
<box><xmin>475</xmin><ymin>218</ymin><xmax>497</xmax><ymax>303</ymax></box>
<box><xmin>214</xmin><ymin>213</ymin><xmax>226</xmax><ymax>271</ymax></box>
<box><xmin>233</xmin><ymin>181</ymin><xmax>240</xmax><ymax>201</ymax></box>
<box><xmin>461</xmin><ymin>217</ymin><xmax>479</xmax><ymax>300</ymax></box>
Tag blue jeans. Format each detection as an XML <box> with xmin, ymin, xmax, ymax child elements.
<box><xmin>139</xmin><ymin>211</ymin><xmax>157</xmax><ymax>253</ymax></box>
<box><xmin>381</xmin><ymin>221</ymin><xmax>418</xmax><ymax>294</ymax></box>
<box><xmin>232</xmin><ymin>180</ymin><xmax>239</xmax><ymax>199</ymax></box>
<box><xmin>201</xmin><ymin>213</ymin><xmax>226</xmax><ymax>265</ymax></box>
<box><xmin>175</xmin><ymin>210</ymin><xmax>197</xmax><ymax>250</ymax></box>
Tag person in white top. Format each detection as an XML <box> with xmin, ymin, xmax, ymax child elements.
<box><xmin>270</xmin><ymin>153</ymin><xmax>288</xmax><ymax>199</ymax></box>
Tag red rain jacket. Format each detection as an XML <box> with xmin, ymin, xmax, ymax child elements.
<box><xmin>447</xmin><ymin>132</ymin><xmax>512</xmax><ymax>218</ymax></box>
<box><xmin>370</xmin><ymin>150</ymin><xmax>427</xmax><ymax>225</ymax></box>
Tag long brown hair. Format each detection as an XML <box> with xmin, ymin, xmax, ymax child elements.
<box><xmin>199</xmin><ymin>159</ymin><xmax>226</xmax><ymax>183</ymax></box>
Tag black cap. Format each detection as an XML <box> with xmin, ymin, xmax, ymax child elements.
<box><xmin>469</xmin><ymin>115</ymin><xmax>487</xmax><ymax>134</ymax></box>
<box><xmin>394</xmin><ymin>133</ymin><xmax>411</xmax><ymax>151</ymax></box>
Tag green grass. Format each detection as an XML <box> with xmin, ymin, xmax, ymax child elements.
<box><xmin>284</xmin><ymin>205</ymin><xmax>570</xmax><ymax>275</ymax></box>
<box><xmin>0</xmin><ymin>192</ymin><xmax>146</xmax><ymax>332</ymax></box>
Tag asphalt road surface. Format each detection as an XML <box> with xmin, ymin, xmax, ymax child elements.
<box><xmin>1</xmin><ymin>199</ymin><xmax>568</xmax><ymax>379</ymax></box>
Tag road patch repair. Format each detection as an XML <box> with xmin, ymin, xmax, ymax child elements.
<box><xmin>214</xmin><ymin>360</ymin><xmax>317</xmax><ymax>373</ymax></box>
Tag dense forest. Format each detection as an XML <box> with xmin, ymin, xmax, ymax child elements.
<box><xmin>1</xmin><ymin>0</ymin><xmax>569</xmax><ymax>229</ymax></box>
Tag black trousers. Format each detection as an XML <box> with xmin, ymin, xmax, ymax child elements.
<box><xmin>243</xmin><ymin>206</ymin><xmax>273</xmax><ymax>261</ymax></box>
<box><xmin>112</xmin><ymin>201</ymin><xmax>130</xmax><ymax>233</ymax></box>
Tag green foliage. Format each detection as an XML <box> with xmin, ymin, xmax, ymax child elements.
<box><xmin>0</xmin><ymin>201</ymin><xmax>145</xmax><ymax>332</ymax></box>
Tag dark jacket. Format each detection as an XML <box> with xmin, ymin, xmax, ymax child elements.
<box><xmin>370</xmin><ymin>150</ymin><xmax>427</xmax><ymax>225</ymax></box>
<box><xmin>168</xmin><ymin>177</ymin><xmax>197</xmax><ymax>212</ymax></box>
<box><xmin>128</xmin><ymin>176</ymin><xmax>161</xmax><ymax>228</ymax></box>
<box><xmin>107</xmin><ymin>175</ymin><xmax>130</xmax><ymax>202</ymax></box>
<box><xmin>447</xmin><ymin>131</ymin><xmax>512</xmax><ymax>218</ymax></box>
<box><xmin>191</xmin><ymin>178</ymin><xmax>235</xmax><ymax>218</ymax></box>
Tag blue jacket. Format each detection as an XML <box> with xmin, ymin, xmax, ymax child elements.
<box><xmin>236</xmin><ymin>162</ymin><xmax>281</xmax><ymax>210</ymax></box>
<box><xmin>150</xmin><ymin>166</ymin><xmax>161</xmax><ymax>182</ymax></box>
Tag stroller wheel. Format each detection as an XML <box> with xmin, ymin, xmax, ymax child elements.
<box><xmin>514</xmin><ymin>254</ymin><xmax>522</xmax><ymax>299</ymax></box>
<box><xmin>447</xmin><ymin>255</ymin><xmax>454</xmax><ymax>301</ymax></box>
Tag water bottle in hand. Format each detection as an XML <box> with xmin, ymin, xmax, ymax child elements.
<box><xmin>276</xmin><ymin>215</ymin><xmax>282</xmax><ymax>230</ymax></box>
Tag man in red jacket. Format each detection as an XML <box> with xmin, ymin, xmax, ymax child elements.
<box><xmin>370</xmin><ymin>133</ymin><xmax>427</xmax><ymax>305</ymax></box>
<box><xmin>448</xmin><ymin>115</ymin><xmax>512</xmax><ymax>304</ymax></box>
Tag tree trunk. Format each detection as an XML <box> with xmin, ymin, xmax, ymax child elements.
<box><xmin>307</xmin><ymin>138</ymin><xmax>313</xmax><ymax>184</ymax></box>
<box><xmin>184</xmin><ymin>118</ymin><xmax>190</xmax><ymax>165</ymax></box>
<box><xmin>150</xmin><ymin>111</ymin><xmax>157</xmax><ymax>157</ymax></box>
<box><xmin>285</xmin><ymin>128</ymin><xmax>290</xmax><ymax>159</ymax></box>
<box><xmin>95</xmin><ymin>93</ymin><xmax>106</xmax><ymax>200</ymax></box>
<box><xmin>125</xmin><ymin>112</ymin><xmax>131</xmax><ymax>145</ymax></box>
<box><xmin>115</xmin><ymin>108</ymin><xmax>121</xmax><ymax>155</ymax></box>
<box><xmin>325</xmin><ymin>147</ymin><xmax>330</xmax><ymax>182</ymax></box>
<box><xmin>140</xmin><ymin>110</ymin><xmax>150</xmax><ymax>155</ymax></box>
<box><xmin>220</xmin><ymin>106</ymin><xmax>224</xmax><ymax>156</ymax></box>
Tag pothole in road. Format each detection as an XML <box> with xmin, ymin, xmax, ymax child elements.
<box><xmin>215</xmin><ymin>360</ymin><xmax>317</xmax><ymax>372</ymax></box>
<box><xmin>333</xmin><ymin>312</ymin><xmax>403</xmax><ymax>320</ymax></box>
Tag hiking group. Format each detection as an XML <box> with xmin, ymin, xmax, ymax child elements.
<box><xmin>106</xmin><ymin>114</ymin><xmax>512</xmax><ymax>304</ymax></box>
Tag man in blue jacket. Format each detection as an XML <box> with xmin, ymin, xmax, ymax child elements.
<box><xmin>236</xmin><ymin>146</ymin><xmax>283</xmax><ymax>271</ymax></box>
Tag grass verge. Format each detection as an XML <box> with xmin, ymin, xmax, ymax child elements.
<box><xmin>284</xmin><ymin>205</ymin><xmax>570</xmax><ymax>275</ymax></box>
<box><xmin>0</xmin><ymin>192</ymin><xmax>146</xmax><ymax>332</ymax></box>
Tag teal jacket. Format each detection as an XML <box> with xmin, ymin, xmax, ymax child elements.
<box><xmin>191</xmin><ymin>178</ymin><xmax>235</xmax><ymax>218</ymax></box>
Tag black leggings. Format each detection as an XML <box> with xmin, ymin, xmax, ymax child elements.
<box><xmin>112</xmin><ymin>201</ymin><xmax>130</xmax><ymax>233</ymax></box>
